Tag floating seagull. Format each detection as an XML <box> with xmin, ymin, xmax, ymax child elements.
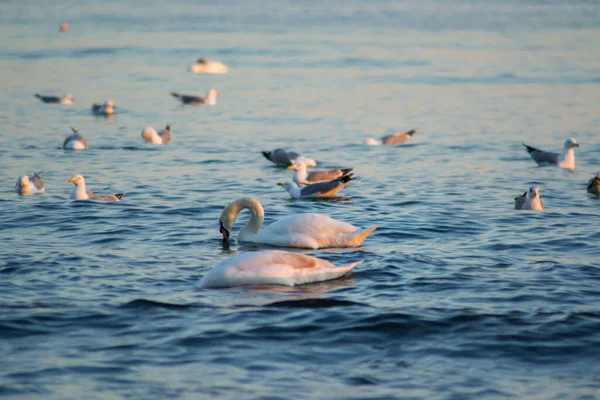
<box><xmin>277</xmin><ymin>174</ymin><xmax>356</xmax><ymax>199</ymax></box>
<box><xmin>522</xmin><ymin>138</ymin><xmax>579</xmax><ymax>169</ymax></box>
<box><xmin>189</xmin><ymin>58</ymin><xmax>228</xmax><ymax>74</ymax></box>
<box><xmin>68</xmin><ymin>175</ymin><xmax>123</xmax><ymax>202</ymax></box>
<box><xmin>514</xmin><ymin>186</ymin><xmax>544</xmax><ymax>211</ymax></box>
<box><xmin>15</xmin><ymin>171</ymin><xmax>45</xmax><ymax>196</ymax></box>
<box><xmin>91</xmin><ymin>100</ymin><xmax>116</xmax><ymax>115</ymax></box>
<box><xmin>197</xmin><ymin>250</ymin><xmax>362</xmax><ymax>288</ymax></box>
<box><xmin>287</xmin><ymin>162</ymin><xmax>352</xmax><ymax>186</ymax></box>
<box><xmin>219</xmin><ymin>197</ymin><xmax>377</xmax><ymax>249</ymax></box>
<box><xmin>34</xmin><ymin>93</ymin><xmax>73</xmax><ymax>105</ymax></box>
<box><xmin>60</xmin><ymin>22</ymin><xmax>69</xmax><ymax>32</ymax></box>
<box><xmin>261</xmin><ymin>149</ymin><xmax>317</xmax><ymax>168</ymax></box>
<box><xmin>63</xmin><ymin>127</ymin><xmax>87</xmax><ymax>150</ymax></box>
<box><xmin>365</xmin><ymin>128</ymin><xmax>418</xmax><ymax>145</ymax></box>
<box><xmin>170</xmin><ymin>89</ymin><xmax>219</xmax><ymax>105</ymax></box>
<box><xmin>141</xmin><ymin>125</ymin><xmax>171</xmax><ymax>144</ymax></box>
<box><xmin>587</xmin><ymin>172</ymin><xmax>600</xmax><ymax>195</ymax></box>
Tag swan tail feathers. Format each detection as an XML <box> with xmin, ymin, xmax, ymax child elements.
<box><xmin>344</xmin><ymin>225</ymin><xmax>377</xmax><ymax>247</ymax></box>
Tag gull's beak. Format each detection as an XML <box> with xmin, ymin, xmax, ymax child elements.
<box><xmin>277</xmin><ymin>182</ymin><xmax>284</xmax><ymax>186</ymax></box>
<box><xmin>20</xmin><ymin>181</ymin><xmax>27</xmax><ymax>187</ymax></box>
<box><xmin>68</xmin><ymin>178</ymin><xmax>76</xmax><ymax>183</ymax></box>
<box><xmin>286</xmin><ymin>165</ymin><xmax>297</xmax><ymax>170</ymax></box>
<box><xmin>219</xmin><ymin>221</ymin><xmax>230</xmax><ymax>241</ymax></box>
<box><xmin>573</xmin><ymin>143</ymin><xmax>580</xmax><ymax>147</ymax></box>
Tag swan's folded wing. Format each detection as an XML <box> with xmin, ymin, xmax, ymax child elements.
<box><xmin>266</xmin><ymin>214</ymin><xmax>357</xmax><ymax>236</ymax></box>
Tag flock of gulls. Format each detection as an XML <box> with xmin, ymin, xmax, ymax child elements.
<box><xmin>15</xmin><ymin>22</ymin><xmax>600</xmax><ymax>289</ymax></box>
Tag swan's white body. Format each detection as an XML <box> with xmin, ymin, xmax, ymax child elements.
<box><xmin>189</xmin><ymin>59</ymin><xmax>229</xmax><ymax>74</ymax></box>
<box><xmin>220</xmin><ymin>197</ymin><xmax>377</xmax><ymax>249</ymax></box>
<box><xmin>197</xmin><ymin>250</ymin><xmax>362</xmax><ymax>288</ymax></box>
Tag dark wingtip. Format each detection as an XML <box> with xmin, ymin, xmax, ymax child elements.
<box><xmin>261</xmin><ymin>151</ymin><xmax>271</xmax><ymax>160</ymax></box>
<box><xmin>406</xmin><ymin>129</ymin><xmax>418</xmax><ymax>137</ymax></box>
<box><xmin>115</xmin><ymin>193</ymin><xmax>124</xmax><ymax>200</ymax></box>
<box><xmin>70</xmin><ymin>127</ymin><xmax>79</xmax><ymax>133</ymax></box>
<box><xmin>341</xmin><ymin>168</ymin><xmax>353</xmax><ymax>175</ymax></box>
<box><xmin>34</xmin><ymin>93</ymin><xmax>41</xmax><ymax>98</ymax></box>
<box><xmin>170</xmin><ymin>92</ymin><xmax>180</xmax><ymax>98</ymax></box>
<box><xmin>522</xmin><ymin>143</ymin><xmax>537</xmax><ymax>154</ymax></box>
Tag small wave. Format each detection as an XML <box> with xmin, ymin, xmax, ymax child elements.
<box><xmin>264</xmin><ymin>298</ymin><xmax>368</xmax><ymax>308</ymax></box>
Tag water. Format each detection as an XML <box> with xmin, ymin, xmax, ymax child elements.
<box><xmin>1</xmin><ymin>0</ymin><xmax>600</xmax><ymax>398</ymax></box>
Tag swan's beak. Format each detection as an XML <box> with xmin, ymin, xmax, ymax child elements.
<box><xmin>277</xmin><ymin>182</ymin><xmax>284</xmax><ymax>186</ymax></box>
<box><xmin>219</xmin><ymin>221</ymin><xmax>230</xmax><ymax>241</ymax></box>
<box><xmin>286</xmin><ymin>165</ymin><xmax>297</xmax><ymax>170</ymax></box>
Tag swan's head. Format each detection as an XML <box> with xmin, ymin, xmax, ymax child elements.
<box><xmin>219</xmin><ymin>202</ymin><xmax>238</xmax><ymax>241</ymax></box>
<box><xmin>17</xmin><ymin>175</ymin><xmax>29</xmax><ymax>188</ymax></box>
<box><xmin>68</xmin><ymin>174</ymin><xmax>85</xmax><ymax>187</ymax></box>
<box><xmin>527</xmin><ymin>186</ymin><xmax>540</xmax><ymax>200</ymax></box>
<box><xmin>364</xmin><ymin>138</ymin><xmax>381</xmax><ymax>146</ymax></box>
<box><xmin>564</xmin><ymin>137</ymin><xmax>579</xmax><ymax>149</ymax></box>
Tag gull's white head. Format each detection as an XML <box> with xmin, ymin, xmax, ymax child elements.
<box><xmin>527</xmin><ymin>185</ymin><xmax>541</xmax><ymax>200</ymax></box>
<box><xmin>287</xmin><ymin>162</ymin><xmax>306</xmax><ymax>171</ymax></box>
<box><xmin>277</xmin><ymin>181</ymin><xmax>296</xmax><ymax>191</ymax></box>
<box><xmin>17</xmin><ymin>175</ymin><xmax>30</xmax><ymax>188</ymax></box>
<box><xmin>68</xmin><ymin>174</ymin><xmax>85</xmax><ymax>186</ymax></box>
<box><xmin>564</xmin><ymin>138</ymin><xmax>579</xmax><ymax>149</ymax></box>
<box><xmin>364</xmin><ymin>138</ymin><xmax>381</xmax><ymax>146</ymax></box>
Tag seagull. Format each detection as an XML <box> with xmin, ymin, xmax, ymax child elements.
<box><xmin>34</xmin><ymin>93</ymin><xmax>73</xmax><ymax>105</ymax></box>
<box><xmin>189</xmin><ymin>58</ymin><xmax>228</xmax><ymax>74</ymax></box>
<box><xmin>63</xmin><ymin>127</ymin><xmax>87</xmax><ymax>150</ymax></box>
<box><xmin>514</xmin><ymin>186</ymin><xmax>544</xmax><ymax>211</ymax></box>
<box><xmin>287</xmin><ymin>162</ymin><xmax>353</xmax><ymax>186</ymax></box>
<box><xmin>277</xmin><ymin>174</ymin><xmax>356</xmax><ymax>199</ymax></box>
<box><xmin>141</xmin><ymin>125</ymin><xmax>171</xmax><ymax>144</ymax></box>
<box><xmin>170</xmin><ymin>89</ymin><xmax>219</xmax><ymax>105</ymax></box>
<box><xmin>68</xmin><ymin>175</ymin><xmax>123</xmax><ymax>202</ymax></box>
<box><xmin>15</xmin><ymin>171</ymin><xmax>45</xmax><ymax>196</ymax></box>
<box><xmin>365</xmin><ymin>129</ymin><xmax>418</xmax><ymax>145</ymax></box>
<box><xmin>587</xmin><ymin>172</ymin><xmax>600</xmax><ymax>195</ymax></box>
<box><xmin>91</xmin><ymin>100</ymin><xmax>116</xmax><ymax>115</ymax></box>
<box><xmin>60</xmin><ymin>22</ymin><xmax>69</xmax><ymax>32</ymax></box>
<box><xmin>261</xmin><ymin>149</ymin><xmax>317</xmax><ymax>167</ymax></box>
<box><xmin>522</xmin><ymin>138</ymin><xmax>579</xmax><ymax>169</ymax></box>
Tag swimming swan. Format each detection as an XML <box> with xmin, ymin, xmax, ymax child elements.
<box><xmin>219</xmin><ymin>197</ymin><xmax>377</xmax><ymax>249</ymax></box>
<box><xmin>197</xmin><ymin>250</ymin><xmax>362</xmax><ymax>288</ymax></box>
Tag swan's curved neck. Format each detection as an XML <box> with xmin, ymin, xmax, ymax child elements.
<box><xmin>226</xmin><ymin>198</ymin><xmax>264</xmax><ymax>236</ymax></box>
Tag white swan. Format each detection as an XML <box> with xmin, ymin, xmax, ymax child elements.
<box><xmin>189</xmin><ymin>58</ymin><xmax>229</xmax><ymax>74</ymax></box>
<box><xmin>219</xmin><ymin>197</ymin><xmax>377</xmax><ymax>249</ymax></box>
<box><xmin>197</xmin><ymin>250</ymin><xmax>362</xmax><ymax>288</ymax></box>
